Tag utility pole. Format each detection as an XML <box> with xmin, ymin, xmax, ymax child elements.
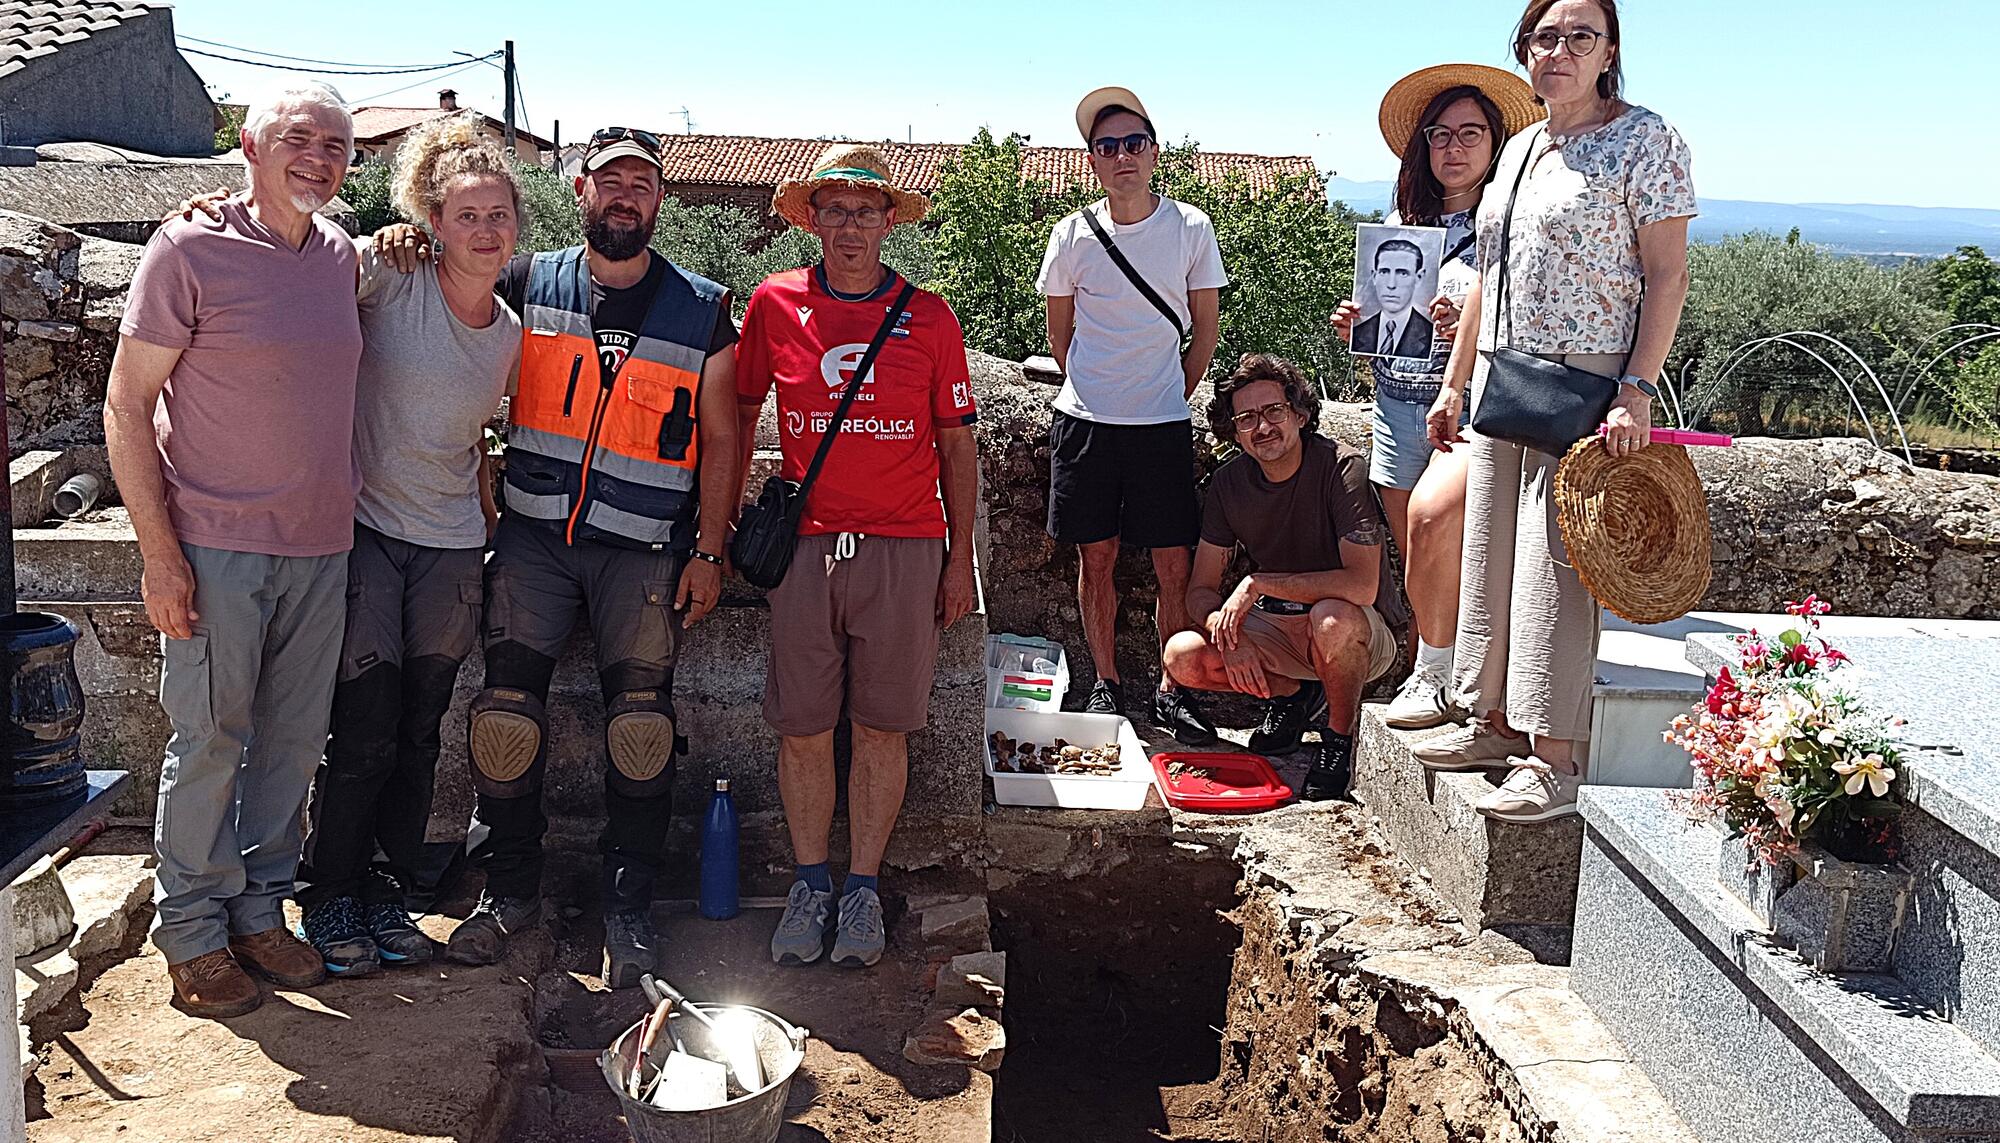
<box><xmin>502</xmin><ymin>40</ymin><xmax>517</xmax><ymax>154</ymax></box>
<box><xmin>552</xmin><ymin>120</ymin><xmax>561</xmax><ymax>171</ymax></box>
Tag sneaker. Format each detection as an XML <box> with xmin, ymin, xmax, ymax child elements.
<box><xmin>228</xmin><ymin>926</ymin><xmax>327</xmax><ymax>988</ymax></box>
<box><xmin>1298</xmin><ymin>741</ymin><xmax>1354</xmax><ymax>802</ymax></box>
<box><xmin>1083</xmin><ymin>679</ymin><xmax>1123</xmax><ymax>716</ymax></box>
<box><xmin>301</xmin><ymin>896</ymin><xmax>381</xmax><ymax>977</ymax></box>
<box><xmin>167</xmin><ymin>949</ymin><xmax>262</xmax><ymax>1018</ymax></box>
<box><xmin>829</xmin><ymin>886</ymin><xmax>886</xmax><ymax>968</ymax></box>
<box><xmin>603</xmin><ymin>908</ymin><xmax>659</xmax><ymax>989</ymax></box>
<box><xmin>770</xmin><ymin>879</ymin><xmax>834</xmax><ymax>966</ymax></box>
<box><xmin>444</xmin><ymin>891</ymin><xmax>541</xmax><ymax>966</ymax></box>
<box><xmin>1384</xmin><ymin>665</ymin><xmax>1460</xmax><ymax>730</ymax></box>
<box><xmin>361</xmin><ymin>900</ymin><xmax>435</xmax><ymax>966</ymax></box>
<box><xmin>1153</xmin><ymin>689</ymin><xmax>1219</xmax><ymax>746</ymax></box>
<box><xmin>1409</xmin><ymin>719</ymin><xmax>1522</xmax><ymax>771</ymax></box>
<box><xmin>1247</xmin><ymin>681</ymin><xmax>1323</xmax><ymax>755</ymax></box>
<box><xmin>1477</xmin><ymin>757</ymin><xmax>1582</xmax><ymax>823</ymax></box>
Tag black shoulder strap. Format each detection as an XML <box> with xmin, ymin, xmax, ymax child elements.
<box><xmin>1082</xmin><ymin>204</ymin><xmax>1186</xmax><ymax>341</ymax></box>
<box><xmin>798</xmin><ymin>280</ymin><xmax>918</xmax><ymax>501</ymax></box>
<box><xmin>1490</xmin><ymin>126</ymin><xmax>1540</xmax><ymax>352</ymax></box>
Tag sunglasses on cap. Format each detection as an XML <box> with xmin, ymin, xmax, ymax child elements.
<box><xmin>1090</xmin><ymin>132</ymin><xmax>1155</xmax><ymax>158</ymax></box>
<box><xmin>588</xmin><ymin>126</ymin><xmax>662</xmax><ymax>153</ymax></box>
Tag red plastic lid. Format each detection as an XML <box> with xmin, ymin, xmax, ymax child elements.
<box><xmin>1150</xmin><ymin>752</ymin><xmax>1292</xmax><ymax>812</ymax></box>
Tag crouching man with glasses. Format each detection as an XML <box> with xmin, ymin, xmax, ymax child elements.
<box><xmin>1163</xmin><ymin>355</ymin><xmax>1406</xmax><ymax>801</ymax></box>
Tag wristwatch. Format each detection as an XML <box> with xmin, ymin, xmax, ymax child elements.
<box><xmin>1619</xmin><ymin>373</ymin><xmax>1659</xmax><ymax>398</ymax></box>
<box><xmin>689</xmin><ymin>550</ymin><xmax>724</xmax><ymax>566</ymax></box>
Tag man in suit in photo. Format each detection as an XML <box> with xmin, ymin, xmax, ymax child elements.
<box><xmin>1353</xmin><ymin>238</ymin><xmax>1434</xmax><ymax>359</ymax></box>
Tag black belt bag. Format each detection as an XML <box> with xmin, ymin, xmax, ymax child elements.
<box><xmin>1471</xmin><ymin>125</ymin><xmax>1633</xmax><ymax>457</ymax></box>
<box><xmin>731</xmin><ymin>281</ymin><xmax>916</xmax><ymax>590</ymax></box>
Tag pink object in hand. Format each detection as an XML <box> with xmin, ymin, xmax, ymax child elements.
<box><xmin>1596</xmin><ymin>424</ymin><xmax>1734</xmax><ymax>448</ymax></box>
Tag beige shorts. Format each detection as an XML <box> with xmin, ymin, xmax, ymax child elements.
<box><xmin>1239</xmin><ymin>602</ymin><xmax>1398</xmax><ymax>684</ymax></box>
<box><xmin>764</xmin><ymin>533</ymin><xmax>946</xmax><ymax>737</ymax></box>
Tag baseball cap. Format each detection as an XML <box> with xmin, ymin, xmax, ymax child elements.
<box><xmin>582</xmin><ymin>126</ymin><xmax>662</xmax><ymax>172</ymax></box>
<box><xmin>1074</xmin><ymin>87</ymin><xmax>1155</xmax><ymax>143</ymax></box>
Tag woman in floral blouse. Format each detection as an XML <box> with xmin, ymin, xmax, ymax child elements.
<box><xmin>1331</xmin><ymin>64</ymin><xmax>1543</xmax><ymax>737</ymax></box>
<box><xmin>1411</xmin><ymin>0</ymin><xmax>1696</xmax><ymax>823</ymax></box>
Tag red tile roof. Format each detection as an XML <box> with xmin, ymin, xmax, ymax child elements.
<box><xmin>351</xmin><ymin>105</ymin><xmax>552</xmax><ymax>151</ymax></box>
<box><xmin>0</xmin><ymin>1</ymin><xmax>164</xmax><ymax>81</ymax></box>
<box><xmin>640</xmin><ymin>134</ymin><xmax>1320</xmax><ymax>198</ymax></box>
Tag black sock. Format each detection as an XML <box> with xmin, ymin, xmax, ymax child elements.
<box><xmin>1319</xmin><ymin>731</ymin><xmax>1355</xmax><ymax>769</ymax></box>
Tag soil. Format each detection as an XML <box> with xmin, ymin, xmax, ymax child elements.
<box><xmin>988</xmin><ymin>838</ymin><xmax>1243</xmax><ymax>1143</ymax></box>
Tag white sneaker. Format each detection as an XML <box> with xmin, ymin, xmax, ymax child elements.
<box><xmin>1408</xmin><ymin>719</ymin><xmax>1521</xmax><ymax>771</ymax></box>
<box><xmin>1384</xmin><ymin>666</ymin><xmax>1460</xmax><ymax>730</ymax></box>
<box><xmin>1476</xmin><ymin>757</ymin><xmax>1582</xmax><ymax>823</ymax></box>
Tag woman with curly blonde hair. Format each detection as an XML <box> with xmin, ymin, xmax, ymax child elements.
<box><xmin>290</xmin><ymin>112</ymin><xmax>526</xmax><ymax>976</ymax></box>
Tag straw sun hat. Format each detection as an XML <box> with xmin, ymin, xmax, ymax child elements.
<box><xmin>772</xmin><ymin>143</ymin><xmax>930</xmax><ymax>231</ymax></box>
<box><xmin>1554</xmin><ymin>440</ymin><xmax>1714</xmax><ymax>625</ymax></box>
<box><xmin>1377</xmin><ymin>63</ymin><xmax>1544</xmax><ymax>158</ymax></box>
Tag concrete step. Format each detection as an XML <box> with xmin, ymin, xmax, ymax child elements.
<box><xmin>1352</xmin><ymin>706</ymin><xmax>1584</xmax><ymax>933</ymax></box>
<box><xmin>15</xmin><ymin>853</ymin><xmax>152</xmax><ymax>1028</ymax></box>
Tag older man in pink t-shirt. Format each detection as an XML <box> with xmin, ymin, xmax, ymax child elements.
<box><xmin>105</xmin><ymin>82</ymin><xmax>362</xmax><ymax>1019</ymax></box>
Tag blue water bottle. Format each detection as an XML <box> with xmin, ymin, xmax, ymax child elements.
<box><xmin>699</xmin><ymin>777</ymin><xmax>740</xmax><ymax>920</ymax></box>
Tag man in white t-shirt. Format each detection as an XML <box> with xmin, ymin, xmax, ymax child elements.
<box><xmin>1036</xmin><ymin>86</ymin><xmax>1227</xmax><ymax>743</ymax></box>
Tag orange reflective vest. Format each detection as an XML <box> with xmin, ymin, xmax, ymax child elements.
<box><xmin>503</xmin><ymin>248</ymin><xmax>725</xmax><ymax>551</ymax></box>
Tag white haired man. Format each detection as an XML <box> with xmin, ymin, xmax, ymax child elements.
<box><xmin>105</xmin><ymin>83</ymin><xmax>359</xmax><ymax>1018</ymax></box>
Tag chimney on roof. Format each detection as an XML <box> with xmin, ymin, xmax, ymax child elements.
<box><xmin>439</xmin><ymin>89</ymin><xmax>459</xmax><ymax>111</ymax></box>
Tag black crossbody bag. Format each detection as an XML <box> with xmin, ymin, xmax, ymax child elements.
<box><xmin>731</xmin><ymin>281</ymin><xmax>917</xmax><ymax>590</ymax></box>
<box><xmin>1082</xmin><ymin>205</ymin><xmax>1189</xmax><ymax>353</ymax></box>
<box><xmin>1471</xmin><ymin>126</ymin><xmax>1635</xmax><ymax>456</ymax></box>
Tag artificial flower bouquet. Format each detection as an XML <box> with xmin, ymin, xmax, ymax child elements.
<box><xmin>1668</xmin><ymin>596</ymin><xmax>1904</xmax><ymax>866</ymax></box>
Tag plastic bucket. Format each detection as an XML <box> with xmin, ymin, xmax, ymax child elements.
<box><xmin>600</xmin><ymin>1003</ymin><xmax>809</xmax><ymax>1143</ymax></box>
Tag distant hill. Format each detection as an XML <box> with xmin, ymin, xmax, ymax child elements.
<box><xmin>1323</xmin><ymin>177</ymin><xmax>1998</xmax><ymax>261</ymax></box>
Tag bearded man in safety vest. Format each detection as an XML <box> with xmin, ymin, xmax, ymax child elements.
<box><xmin>380</xmin><ymin>125</ymin><xmax>739</xmax><ymax>987</ymax></box>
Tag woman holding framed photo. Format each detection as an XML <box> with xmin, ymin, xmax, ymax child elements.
<box><xmin>1332</xmin><ymin>63</ymin><xmax>1543</xmax><ymax>732</ymax></box>
<box><xmin>1412</xmin><ymin>0</ymin><xmax>1697</xmax><ymax>823</ymax></box>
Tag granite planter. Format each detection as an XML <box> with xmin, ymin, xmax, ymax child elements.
<box><xmin>1717</xmin><ymin>831</ymin><xmax>1792</xmax><ymax>926</ymax></box>
<box><xmin>1715</xmin><ymin>829</ymin><xmax>1911</xmax><ymax>972</ymax></box>
<box><xmin>1771</xmin><ymin>845</ymin><xmax>1913</xmax><ymax>973</ymax></box>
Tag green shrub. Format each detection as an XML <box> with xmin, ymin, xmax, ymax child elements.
<box><xmin>338</xmin><ymin>160</ymin><xmax>397</xmax><ymax>235</ymax></box>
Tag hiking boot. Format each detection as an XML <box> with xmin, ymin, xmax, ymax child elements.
<box><xmin>1477</xmin><ymin>757</ymin><xmax>1582</xmax><ymax>823</ymax></box>
<box><xmin>770</xmin><ymin>879</ymin><xmax>834</xmax><ymax>966</ymax></box>
<box><xmin>830</xmin><ymin>886</ymin><xmax>886</xmax><ymax>968</ymax></box>
<box><xmin>167</xmin><ymin>948</ymin><xmax>262</xmax><ymax>1018</ymax></box>
<box><xmin>1299</xmin><ymin>741</ymin><xmax>1354</xmax><ymax>803</ymax></box>
<box><xmin>229</xmin><ymin>926</ymin><xmax>326</xmax><ymax>988</ymax></box>
<box><xmin>362</xmin><ymin>900</ymin><xmax>435</xmax><ymax>966</ymax></box>
<box><xmin>1247</xmin><ymin>680</ymin><xmax>1324</xmax><ymax>755</ymax></box>
<box><xmin>301</xmin><ymin>896</ymin><xmax>381</xmax><ymax>978</ymax></box>
<box><xmin>444</xmin><ymin>891</ymin><xmax>540</xmax><ymax>966</ymax></box>
<box><xmin>1153</xmin><ymin>689</ymin><xmax>1219</xmax><ymax>747</ymax></box>
<box><xmin>1409</xmin><ymin>719</ymin><xmax>1522</xmax><ymax>771</ymax></box>
<box><xmin>1384</xmin><ymin>664</ymin><xmax>1460</xmax><ymax>730</ymax></box>
<box><xmin>603</xmin><ymin>908</ymin><xmax>659</xmax><ymax>990</ymax></box>
<box><xmin>1083</xmin><ymin>679</ymin><xmax>1124</xmax><ymax>717</ymax></box>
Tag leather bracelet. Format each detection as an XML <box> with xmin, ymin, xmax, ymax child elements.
<box><xmin>688</xmin><ymin>550</ymin><xmax>723</xmax><ymax>566</ymax></box>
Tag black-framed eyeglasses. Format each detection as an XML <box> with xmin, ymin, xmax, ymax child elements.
<box><xmin>813</xmin><ymin>205</ymin><xmax>889</xmax><ymax>230</ymax></box>
<box><xmin>589</xmin><ymin>125</ymin><xmax>663</xmax><ymax>153</ymax></box>
<box><xmin>1090</xmin><ymin>132</ymin><xmax>1155</xmax><ymax>158</ymax></box>
<box><xmin>1229</xmin><ymin>402</ymin><xmax>1296</xmax><ymax>433</ymax></box>
<box><xmin>1522</xmin><ymin>27</ymin><xmax>1604</xmax><ymax>57</ymax></box>
<box><xmin>1423</xmin><ymin>124</ymin><xmax>1491</xmax><ymax>150</ymax></box>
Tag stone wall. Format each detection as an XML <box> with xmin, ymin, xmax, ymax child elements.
<box><xmin>968</xmin><ymin>350</ymin><xmax>2000</xmax><ymax>695</ymax></box>
<box><xmin>0</xmin><ymin>211</ymin><xmax>137</xmax><ymax>449</ymax></box>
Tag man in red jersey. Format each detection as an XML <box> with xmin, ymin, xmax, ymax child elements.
<box><xmin>735</xmin><ymin>144</ymin><xmax>978</xmax><ymax>969</ymax></box>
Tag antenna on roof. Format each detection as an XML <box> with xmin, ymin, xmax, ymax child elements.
<box><xmin>674</xmin><ymin>107</ymin><xmax>694</xmax><ymax>135</ymax></box>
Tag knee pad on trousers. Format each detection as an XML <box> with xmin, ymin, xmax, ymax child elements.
<box><xmin>605</xmin><ymin>688</ymin><xmax>680</xmax><ymax>799</ymax></box>
<box><xmin>468</xmin><ymin>687</ymin><xmax>547</xmax><ymax>800</ymax></box>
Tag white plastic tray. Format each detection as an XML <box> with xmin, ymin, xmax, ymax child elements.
<box><xmin>983</xmin><ymin>708</ymin><xmax>1153</xmax><ymax>810</ymax></box>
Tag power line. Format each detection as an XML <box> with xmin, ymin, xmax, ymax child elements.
<box><xmin>178</xmin><ymin>36</ymin><xmax>458</xmax><ymax>70</ymax></box>
<box><xmin>180</xmin><ymin>45</ymin><xmax>498</xmax><ymax>76</ymax></box>
<box><xmin>349</xmin><ymin>59</ymin><xmax>494</xmax><ymax>105</ymax></box>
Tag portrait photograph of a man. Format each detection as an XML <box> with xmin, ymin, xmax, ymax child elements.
<box><xmin>1352</xmin><ymin>223</ymin><xmax>1445</xmax><ymax>361</ymax></box>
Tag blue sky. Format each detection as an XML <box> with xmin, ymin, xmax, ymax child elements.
<box><xmin>175</xmin><ymin>0</ymin><xmax>1992</xmax><ymax>208</ymax></box>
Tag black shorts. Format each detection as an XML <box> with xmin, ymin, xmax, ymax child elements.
<box><xmin>1046</xmin><ymin>410</ymin><xmax>1200</xmax><ymax>548</ymax></box>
